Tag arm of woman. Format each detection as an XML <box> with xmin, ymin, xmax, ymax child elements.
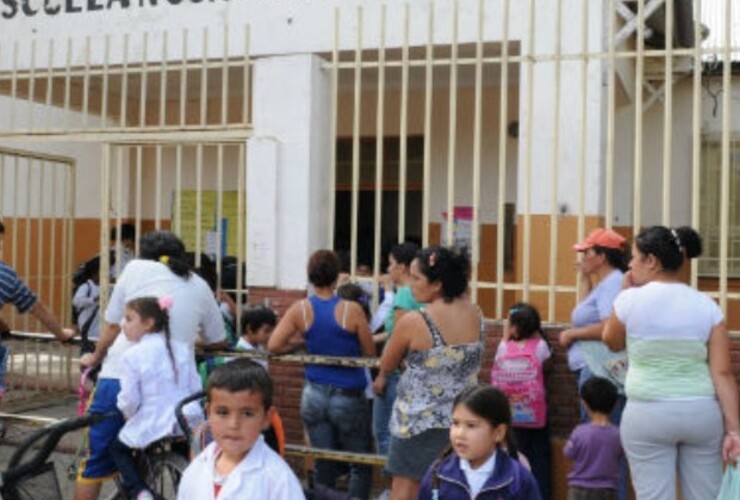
<box><xmin>559</xmin><ymin>321</ymin><xmax>608</xmax><ymax>347</ymax></box>
<box><xmin>347</xmin><ymin>302</ymin><xmax>376</xmax><ymax>357</ymax></box>
<box><xmin>379</xmin><ymin>313</ymin><xmax>415</xmax><ymax>373</ymax></box>
<box><xmin>602</xmin><ymin>310</ymin><xmax>626</xmax><ymax>352</ymax></box>
<box><xmin>267</xmin><ymin>302</ymin><xmax>304</xmax><ymax>354</ymax></box>
<box><xmin>708</xmin><ymin>322</ymin><xmax>740</xmax><ymax>463</ymax></box>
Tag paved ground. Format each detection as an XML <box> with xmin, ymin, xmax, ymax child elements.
<box><xmin>0</xmin><ymin>394</ymin><xmax>119</xmax><ymax>499</ymax></box>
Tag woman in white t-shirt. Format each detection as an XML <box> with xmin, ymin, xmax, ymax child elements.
<box><xmin>603</xmin><ymin>225</ymin><xmax>740</xmax><ymax>500</ymax></box>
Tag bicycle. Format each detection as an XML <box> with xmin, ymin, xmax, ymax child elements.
<box><xmin>0</xmin><ymin>412</ymin><xmax>113</xmax><ymax>500</ymax></box>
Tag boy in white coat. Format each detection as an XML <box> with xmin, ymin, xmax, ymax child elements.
<box><xmin>177</xmin><ymin>359</ymin><xmax>305</xmax><ymax>500</ymax></box>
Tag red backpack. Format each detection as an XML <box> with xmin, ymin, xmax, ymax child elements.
<box><xmin>490</xmin><ymin>338</ymin><xmax>547</xmax><ymax>428</ymax></box>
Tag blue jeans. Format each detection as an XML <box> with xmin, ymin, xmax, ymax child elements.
<box><xmin>577</xmin><ymin>366</ymin><xmax>628</xmax><ymax>500</ymax></box>
<box><xmin>109</xmin><ymin>437</ymin><xmax>148</xmax><ymax>499</ymax></box>
<box><xmin>372</xmin><ymin>371</ymin><xmax>399</xmax><ymax>456</ymax></box>
<box><xmin>301</xmin><ymin>381</ymin><xmax>372</xmax><ymax>500</ymax></box>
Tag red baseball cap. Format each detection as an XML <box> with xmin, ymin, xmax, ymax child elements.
<box><xmin>573</xmin><ymin>228</ymin><xmax>626</xmax><ymax>252</ymax></box>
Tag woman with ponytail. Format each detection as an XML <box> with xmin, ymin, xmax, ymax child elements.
<box><xmin>604</xmin><ymin>226</ymin><xmax>740</xmax><ymax>500</ymax></box>
<box><xmin>109</xmin><ymin>296</ymin><xmax>202</xmax><ymax>500</ymax></box>
<box><xmin>378</xmin><ymin>245</ymin><xmax>484</xmax><ymax>499</ymax></box>
<box><xmin>75</xmin><ymin>231</ymin><xmax>225</xmax><ymax>500</ymax></box>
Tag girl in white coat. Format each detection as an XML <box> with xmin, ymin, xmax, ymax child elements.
<box><xmin>109</xmin><ymin>295</ymin><xmax>202</xmax><ymax>500</ymax></box>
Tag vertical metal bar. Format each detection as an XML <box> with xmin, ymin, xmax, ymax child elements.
<box><xmin>49</xmin><ymin>165</ymin><xmax>57</xmax><ymax>316</ymax></box>
<box><xmin>114</xmin><ymin>147</ymin><xmax>124</xmax><ymax>277</ymax></box>
<box><xmin>719</xmin><ymin>0</ymin><xmax>732</xmax><ymax>313</ymax></box>
<box><xmin>470</xmin><ymin>0</ymin><xmax>484</xmax><ymax>304</ymax></box>
<box><xmin>100</xmin><ymin>145</ymin><xmax>111</xmax><ymax>323</ymax></box>
<box><xmin>82</xmin><ymin>37</ymin><xmax>91</xmax><ymax>129</ymax></box>
<box><xmin>11</xmin><ymin>157</ymin><xmax>19</xmax><ymax>328</ymax></box>
<box><xmin>328</xmin><ymin>8</ymin><xmax>339</xmax><ymax>248</ymax></box>
<box><xmin>604</xmin><ymin>0</ymin><xmax>615</xmax><ymax>234</ymax></box>
<box><xmin>242</xmin><ymin>25</ymin><xmax>251</xmax><ymax>126</ymax></box>
<box><xmin>45</xmin><ymin>39</ymin><xmax>54</xmax><ymax>130</ymax></box>
<box><xmin>372</xmin><ymin>5</ymin><xmax>387</xmax><ymax>309</ymax></box>
<box><xmin>155</xmin><ymin>146</ymin><xmax>162</xmax><ymax>229</ymax></box>
<box><xmin>582</xmin><ymin>0</ymin><xmax>596</xmax><ymax>304</ymax></box>
<box><xmin>120</xmin><ymin>34</ymin><xmax>130</xmax><ymax>129</ymax></box>
<box><xmin>445</xmin><ymin>0</ymin><xmax>459</xmax><ymax>246</ymax></box>
<box><xmin>28</xmin><ymin>39</ymin><xmax>36</xmax><ymax>131</ymax></box>
<box><xmin>160</xmin><ymin>31</ymin><xmax>168</xmax><ymax>129</ymax></box>
<box><xmin>522</xmin><ymin>0</ymin><xmax>536</xmax><ymax>301</ymax></box>
<box><xmin>175</xmin><ymin>145</ymin><xmax>183</xmax><ymax>235</ymax></box>
<box><xmin>101</xmin><ymin>35</ymin><xmax>111</xmax><ymax>127</ymax></box>
<box><xmin>632</xmin><ymin>0</ymin><xmax>645</xmax><ymax>233</ymax></box>
<box><xmin>236</xmin><ymin>143</ymin><xmax>246</xmax><ymax>323</ymax></box>
<box><xmin>690</xmin><ymin>0</ymin><xmax>703</xmax><ymax>288</ymax></box>
<box><xmin>64</xmin><ymin>160</ymin><xmax>75</xmax><ymax>327</ymax></box>
<box><xmin>661</xmin><ymin>0</ymin><xmax>674</xmax><ymax>225</ymax></box>
<box><xmin>196</xmin><ymin>144</ymin><xmax>203</xmax><ymax>261</ymax></box>
<box><xmin>547</xmin><ymin>0</ymin><xmax>563</xmax><ymax>322</ymax></box>
<box><xmin>10</xmin><ymin>41</ymin><xmax>19</xmax><ymax>130</ymax></box>
<box><xmin>221</xmin><ymin>25</ymin><xmax>230</xmax><ymax>126</ymax></box>
<box><xmin>135</xmin><ymin>146</ymin><xmax>142</xmax><ymax>255</ymax></box>
<box><xmin>422</xmin><ymin>2</ymin><xmax>434</xmax><ymax>248</ymax></box>
<box><xmin>139</xmin><ymin>33</ymin><xmax>149</xmax><ymax>128</ymax></box>
<box><xmin>398</xmin><ymin>4</ymin><xmax>410</xmax><ymax>243</ymax></box>
<box><xmin>63</xmin><ymin>38</ymin><xmax>72</xmax><ymax>131</ymax></box>
<box><xmin>496</xmin><ymin>0</ymin><xmax>510</xmax><ymax>318</ymax></box>
<box><xmin>23</xmin><ymin>161</ymin><xmax>32</xmax><ymax>331</ymax></box>
<box><xmin>216</xmin><ymin>145</ymin><xmax>224</xmax><ymax>281</ymax></box>
<box><xmin>180</xmin><ymin>29</ymin><xmax>189</xmax><ymax>128</ymax></box>
<box><xmin>36</xmin><ymin>163</ymin><xmax>44</xmax><ymax>309</ymax></box>
<box><xmin>350</xmin><ymin>6</ymin><xmax>363</xmax><ymax>276</ymax></box>
<box><xmin>200</xmin><ymin>28</ymin><xmax>209</xmax><ymax>127</ymax></box>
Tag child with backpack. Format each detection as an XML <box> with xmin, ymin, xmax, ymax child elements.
<box><xmin>490</xmin><ymin>302</ymin><xmax>552</xmax><ymax>500</ymax></box>
<box><xmin>72</xmin><ymin>257</ymin><xmax>101</xmax><ymax>354</ymax></box>
<box><xmin>417</xmin><ymin>385</ymin><xmax>541</xmax><ymax>499</ymax></box>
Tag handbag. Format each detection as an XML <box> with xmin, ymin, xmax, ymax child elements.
<box><xmin>717</xmin><ymin>463</ymin><xmax>740</xmax><ymax>500</ymax></box>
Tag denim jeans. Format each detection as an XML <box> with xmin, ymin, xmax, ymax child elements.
<box><xmin>371</xmin><ymin>370</ymin><xmax>399</xmax><ymax>456</ymax></box>
<box><xmin>577</xmin><ymin>366</ymin><xmax>628</xmax><ymax>500</ymax></box>
<box><xmin>300</xmin><ymin>381</ymin><xmax>372</xmax><ymax>500</ymax></box>
<box><xmin>109</xmin><ymin>437</ymin><xmax>147</xmax><ymax>499</ymax></box>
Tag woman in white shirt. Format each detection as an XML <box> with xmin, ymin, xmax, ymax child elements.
<box><xmin>604</xmin><ymin>225</ymin><xmax>740</xmax><ymax>500</ymax></box>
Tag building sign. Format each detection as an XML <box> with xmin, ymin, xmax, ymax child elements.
<box><xmin>1</xmin><ymin>0</ymin><xmax>227</xmax><ymax>20</ymax></box>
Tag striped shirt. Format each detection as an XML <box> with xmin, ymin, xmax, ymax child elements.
<box><xmin>0</xmin><ymin>262</ymin><xmax>37</xmax><ymax>313</ymax></box>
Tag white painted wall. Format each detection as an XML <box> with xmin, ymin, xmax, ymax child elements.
<box><xmin>0</xmin><ymin>0</ymin><xmax>529</xmax><ymax>70</ymax></box>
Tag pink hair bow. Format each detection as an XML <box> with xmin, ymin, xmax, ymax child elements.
<box><xmin>158</xmin><ymin>295</ymin><xmax>174</xmax><ymax>311</ymax></box>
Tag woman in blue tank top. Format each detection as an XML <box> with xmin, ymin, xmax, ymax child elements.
<box><xmin>268</xmin><ymin>249</ymin><xmax>376</xmax><ymax>500</ymax></box>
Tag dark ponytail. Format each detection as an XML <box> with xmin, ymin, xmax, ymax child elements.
<box><xmin>139</xmin><ymin>231</ymin><xmax>191</xmax><ymax>279</ymax></box>
<box><xmin>635</xmin><ymin>225</ymin><xmax>702</xmax><ymax>272</ymax></box>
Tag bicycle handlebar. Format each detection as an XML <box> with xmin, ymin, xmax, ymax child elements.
<box><xmin>2</xmin><ymin>412</ymin><xmax>117</xmax><ymax>486</ymax></box>
<box><xmin>174</xmin><ymin>390</ymin><xmax>205</xmax><ymax>440</ymax></box>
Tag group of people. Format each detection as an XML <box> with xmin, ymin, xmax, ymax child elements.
<box><xmin>0</xmin><ymin>220</ymin><xmax>738</xmax><ymax>500</ymax></box>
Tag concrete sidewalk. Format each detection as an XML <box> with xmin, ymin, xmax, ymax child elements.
<box><xmin>0</xmin><ymin>394</ymin><xmax>119</xmax><ymax>499</ymax></box>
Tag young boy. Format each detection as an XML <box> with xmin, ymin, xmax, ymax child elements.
<box><xmin>177</xmin><ymin>359</ymin><xmax>305</xmax><ymax>500</ymax></box>
<box><xmin>235</xmin><ymin>306</ymin><xmax>277</xmax><ymax>368</ymax></box>
<box><xmin>563</xmin><ymin>376</ymin><xmax>623</xmax><ymax>500</ymax></box>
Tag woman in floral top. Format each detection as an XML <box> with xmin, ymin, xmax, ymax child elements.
<box><xmin>378</xmin><ymin>245</ymin><xmax>484</xmax><ymax>500</ymax></box>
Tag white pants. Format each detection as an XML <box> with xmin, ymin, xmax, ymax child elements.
<box><xmin>620</xmin><ymin>398</ymin><xmax>723</xmax><ymax>500</ymax></box>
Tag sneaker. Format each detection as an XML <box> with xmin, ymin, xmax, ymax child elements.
<box><xmin>136</xmin><ymin>490</ymin><xmax>155</xmax><ymax>500</ymax></box>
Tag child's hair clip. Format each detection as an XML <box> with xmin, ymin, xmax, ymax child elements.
<box><xmin>158</xmin><ymin>295</ymin><xmax>174</xmax><ymax>310</ymax></box>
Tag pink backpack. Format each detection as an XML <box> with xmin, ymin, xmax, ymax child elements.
<box><xmin>490</xmin><ymin>338</ymin><xmax>547</xmax><ymax>428</ymax></box>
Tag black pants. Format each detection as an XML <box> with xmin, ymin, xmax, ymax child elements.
<box><xmin>513</xmin><ymin>426</ymin><xmax>552</xmax><ymax>500</ymax></box>
<box><xmin>109</xmin><ymin>437</ymin><xmax>147</xmax><ymax>499</ymax></box>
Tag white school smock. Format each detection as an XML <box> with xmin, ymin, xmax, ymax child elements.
<box><xmin>117</xmin><ymin>333</ymin><xmax>202</xmax><ymax>448</ymax></box>
<box><xmin>177</xmin><ymin>437</ymin><xmax>306</xmax><ymax>500</ymax></box>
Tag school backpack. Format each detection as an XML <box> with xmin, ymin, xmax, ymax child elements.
<box><xmin>490</xmin><ymin>338</ymin><xmax>547</xmax><ymax>428</ymax></box>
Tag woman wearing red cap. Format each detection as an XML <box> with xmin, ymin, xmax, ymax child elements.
<box><xmin>560</xmin><ymin>228</ymin><xmax>630</xmax><ymax>500</ymax></box>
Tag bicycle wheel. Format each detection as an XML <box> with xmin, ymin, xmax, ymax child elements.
<box><xmin>147</xmin><ymin>452</ymin><xmax>188</xmax><ymax>499</ymax></box>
